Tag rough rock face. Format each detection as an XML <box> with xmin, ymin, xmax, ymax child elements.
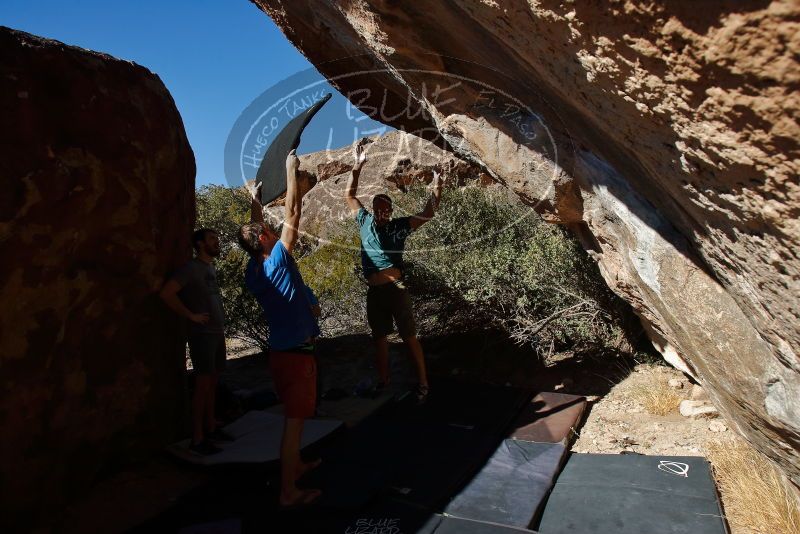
<box><xmin>0</xmin><ymin>27</ymin><xmax>195</xmax><ymax>524</ymax></box>
<box><xmin>255</xmin><ymin>2</ymin><xmax>800</xmax><ymax>482</ymax></box>
<box><xmin>266</xmin><ymin>130</ymin><xmax>492</xmax><ymax>233</ymax></box>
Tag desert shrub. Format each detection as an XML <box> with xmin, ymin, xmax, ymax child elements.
<box><xmin>195</xmin><ymin>182</ymin><xmax>639</xmax><ymax>357</ymax></box>
<box><xmin>397</xmin><ymin>184</ymin><xmax>635</xmax><ymax>357</ymax></box>
<box><xmin>707</xmin><ymin>437</ymin><xmax>800</xmax><ymax>534</ymax></box>
<box><xmin>629</xmin><ymin>377</ymin><xmax>684</xmax><ymax>415</ymax></box>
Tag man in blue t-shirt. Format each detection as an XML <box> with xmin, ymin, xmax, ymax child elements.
<box><xmin>238</xmin><ymin>150</ymin><xmax>321</xmax><ymax>508</ymax></box>
<box><xmin>345</xmin><ymin>140</ymin><xmax>444</xmax><ymax>403</ymax></box>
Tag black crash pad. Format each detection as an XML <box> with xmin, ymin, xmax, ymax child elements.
<box><xmin>305</xmin><ymin>416</ymin><xmax>501</xmax><ymax>511</ymax></box>
<box><xmin>434</xmin><ymin>516</ymin><xmax>539</xmax><ymax>533</ymax></box>
<box><xmin>377</xmin><ymin>379</ymin><xmax>532</xmax><ymax>437</ymax></box>
<box><xmin>536</xmin><ymin>454</ymin><xmax>728</xmax><ymax>534</ymax></box>
<box><xmin>445</xmin><ymin>440</ymin><xmax>566</xmax><ymax>528</ymax></box>
<box><xmin>306</xmin><ymin>380</ymin><xmax>532</xmax><ymax>511</ymax></box>
<box><xmin>257</xmin><ymin>93</ymin><xmax>331</xmax><ymax>205</ymax></box>
<box><xmin>331</xmin><ymin>499</ymin><xmax>441</xmax><ymax>534</ymax></box>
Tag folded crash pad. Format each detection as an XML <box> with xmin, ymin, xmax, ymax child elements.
<box><xmin>536</xmin><ymin>453</ymin><xmax>728</xmax><ymax>534</ymax></box>
<box><xmin>167</xmin><ymin>411</ymin><xmax>342</xmax><ymax>465</ymax></box>
<box><xmin>257</xmin><ymin>93</ymin><xmax>331</xmax><ymax>205</ymax></box>
<box><xmin>445</xmin><ymin>440</ymin><xmax>567</xmax><ymax>528</ymax></box>
<box><xmin>510</xmin><ymin>392</ymin><xmax>586</xmax><ymax>444</ymax></box>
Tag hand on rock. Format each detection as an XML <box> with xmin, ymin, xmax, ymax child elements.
<box><xmin>286</xmin><ymin>149</ymin><xmax>300</xmax><ymax>172</ymax></box>
<box><xmin>354</xmin><ymin>140</ymin><xmax>368</xmax><ymax>171</ymax></box>
<box><xmin>246</xmin><ymin>180</ymin><xmax>262</xmax><ymax>202</ymax></box>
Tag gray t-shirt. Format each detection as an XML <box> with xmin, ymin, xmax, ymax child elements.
<box><xmin>172</xmin><ymin>258</ymin><xmax>225</xmax><ymax>335</ymax></box>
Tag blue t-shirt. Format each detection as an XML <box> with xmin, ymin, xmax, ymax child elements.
<box><xmin>244</xmin><ymin>240</ymin><xmax>320</xmax><ymax>351</ymax></box>
<box><xmin>356</xmin><ymin>207</ymin><xmax>413</xmax><ymax>277</ymax></box>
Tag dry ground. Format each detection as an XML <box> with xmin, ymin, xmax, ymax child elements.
<box><xmin>571</xmin><ymin>363</ymin><xmax>723</xmax><ymax>456</ymax></box>
<box><xmin>569</xmin><ymin>363</ymin><xmax>800</xmax><ymax>534</ymax></box>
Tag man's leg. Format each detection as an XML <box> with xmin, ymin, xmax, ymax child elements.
<box><xmin>188</xmin><ymin>335</ymin><xmax>220</xmax><ymax>446</ymax></box>
<box><xmin>367</xmin><ymin>285</ymin><xmax>392</xmax><ymax>385</ymax></box>
<box><xmin>205</xmin><ymin>336</ymin><xmax>227</xmax><ymax>434</ymax></box>
<box><xmin>272</xmin><ymin>352</ymin><xmax>321</xmax><ymax>506</ymax></box>
<box><xmin>204</xmin><ymin>372</ymin><xmax>218</xmax><ymax>434</ymax></box>
<box><xmin>394</xmin><ymin>285</ymin><xmax>428</xmax><ymax>389</ymax></box>
<box><xmin>192</xmin><ymin>374</ymin><xmax>213</xmax><ymax>444</ymax></box>
<box><xmin>374</xmin><ymin>335</ymin><xmax>390</xmax><ymax>385</ymax></box>
<box><xmin>402</xmin><ymin>335</ymin><xmax>428</xmax><ymax>388</ymax></box>
<box><xmin>279</xmin><ymin>417</ymin><xmax>313</xmax><ymax>502</ymax></box>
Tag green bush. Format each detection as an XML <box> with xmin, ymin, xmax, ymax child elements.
<box><xmin>398</xmin><ymin>185</ymin><xmax>633</xmax><ymax>357</ymax></box>
<box><xmin>195</xmin><ymin>182</ymin><xmax>638</xmax><ymax>358</ymax></box>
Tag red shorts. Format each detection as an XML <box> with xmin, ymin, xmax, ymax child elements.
<box><xmin>269</xmin><ymin>351</ymin><xmax>317</xmax><ymax>419</ymax></box>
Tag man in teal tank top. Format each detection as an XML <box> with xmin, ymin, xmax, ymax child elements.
<box><xmin>344</xmin><ymin>140</ymin><xmax>445</xmax><ymax>403</ymax></box>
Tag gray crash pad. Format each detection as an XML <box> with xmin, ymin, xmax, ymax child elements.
<box><xmin>257</xmin><ymin>93</ymin><xmax>331</xmax><ymax>205</ymax></box>
<box><xmin>445</xmin><ymin>440</ymin><xmax>567</xmax><ymax>528</ymax></box>
<box><xmin>536</xmin><ymin>453</ymin><xmax>728</xmax><ymax>534</ymax></box>
<box><xmin>167</xmin><ymin>411</ymin><xmax>342</xmax><ymax>465</ymax></box>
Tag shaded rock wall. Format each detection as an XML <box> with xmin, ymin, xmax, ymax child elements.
<box><xmin>254</xmin><ymin>1</ymin><xmax>800</xmax><ymax>482</ymax></box>
<box><xmin>0</xmin><ymin>27</ymin><xmax>195</xmax><ymax>525</ymax></box>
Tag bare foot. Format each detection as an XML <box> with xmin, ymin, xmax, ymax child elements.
<box><xmin>296</xmin><ymin>458</ymin><xmax>322</xmax><ymax>479</ymax></box>
<box><xmin>279</xmin><ymin>488</ymin><xmax>321</xmax><ymax>508</ymax></box>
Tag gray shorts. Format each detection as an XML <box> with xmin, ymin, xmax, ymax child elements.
<box><xmin>367</xmin><ymin>280</ymin><xmax>417</xmax><ymax>338</ymax></box>
<box><xmin>188</xmin><ymin>333</ymin><xmax>227</xmax><ymax>374</ymax></box>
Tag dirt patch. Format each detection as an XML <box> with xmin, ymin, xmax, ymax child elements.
<box><xmin>571</xmin><ymin>363</ymin><xmax>728</xmax><ymax>456</ymax></box>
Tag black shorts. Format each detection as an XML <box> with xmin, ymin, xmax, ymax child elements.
<box><xmin>366</xmin><ymin>280</ymin><xmax>417</xmax><ymax>338</ymax></box>
<box><xmin>188</xmin><ymin>333</ymin><xmax>227</xmax><ymax>374</ymax></box>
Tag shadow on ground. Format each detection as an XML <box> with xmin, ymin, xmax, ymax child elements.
<box><xmin>50</xmin><ymin>328</ymin><xmax>642</xmax><ymax>533</ymax></box>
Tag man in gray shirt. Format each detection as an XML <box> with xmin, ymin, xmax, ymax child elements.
<box><xmin>160</xmin><ymin>228</ymin><xmax>228</xmax><ymax>455</ymax></box>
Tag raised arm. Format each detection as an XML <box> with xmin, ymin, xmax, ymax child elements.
<box><xmin>344</xmin><ymin>140</ymin><xmax>367</xmax><ymax>214</ymax></box>
<box><xmin>280</xmin><ymin>149</ymin><xmax>302</xmax><ymax>253</ymax></box>
<box><xmin>409</xmin><ymin>169</ymin><xmax>444</xmax><ymax>230</ymax></box>
<box><xmin>247</xmin><ymin>180</ymin><xmax>264</xmax><ymax>224</ymax></box>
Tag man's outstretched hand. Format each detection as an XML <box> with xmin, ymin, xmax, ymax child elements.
<box><xmin>246</xmin><ymin>180</ymin><xmax>262</xmax><ymax>202</ymax></box>
<box><xmin>286</xmin><ymin>148</ymin><xmax>300</xmax><ymax>173</ymax></box>
<box><xmin>353</xmin><ymin>140</ymin><xmax>368</xmax><ymax>171</ymax></box>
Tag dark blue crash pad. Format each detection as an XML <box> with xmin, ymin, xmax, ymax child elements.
<box><xmin>306</xmin><ymin>379</ymin><xmax>533</xmax><ymax>511</ymax></box>
<box><xmin>536</xmin><ymin>453</ymin><xmax>728</xmax><ymax>534</ymax></box>
<box><xmin>433</xmin><ymin>516</ymin><xmax>539</xmax><ymax>533</ymax></box>
<box><xmin>445</xmin><ymin>440</ymin><xmax>567</xmax><ymax>528</ymax></box>
<box><xmin>257</xmin><ymin>93</ymin><xmax>331</xmax><ymax>205</ymax></box>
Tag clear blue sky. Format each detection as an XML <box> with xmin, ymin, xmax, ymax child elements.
<box><xmin>1</xmin><ymin>0</ymin><xmax>389</xmax><ymax>186</ymax></box>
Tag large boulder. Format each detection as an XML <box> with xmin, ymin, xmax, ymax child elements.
<box><xmin>0</xmin><ymin>27</ymin><xmax>195</xmax><ymax>526</ymax></box>
<box><xmin>254</xmin><ymin>2</ymin><xmax>800</xmax><ymax>482</ymax></box>
<box><xmin>266</xmin><ymin>130</ymin><xmax>492</xmax><ymax>233</ymax></box>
